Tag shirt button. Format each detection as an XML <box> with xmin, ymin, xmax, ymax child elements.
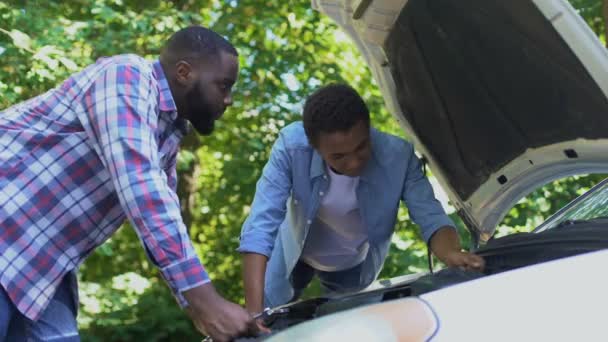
<box><xmin>323</xmin><ymin>175</ymin><xmax>328</xmax><ymax>180</ymax></box>
<box><xmin>294</xmin><ymin>199</ymin><xmax>299</xmax><ymax>205</ymax></box>
<box><xmin>319</xmin><ymin>191</ymin><xmax>325</xmax><ymax>196</ymax></box>
<box><xmin>307</xmin><ymin>219</ymin><xmax>312</xmax><ymax>225</ymax></box>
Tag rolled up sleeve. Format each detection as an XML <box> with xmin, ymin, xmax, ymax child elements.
<box><xmin>401</xmin><ymin>144</ymin><xmax>455</xmax><ymax>244</ymax></box>
<box><xmin>238</xmin><ymin>132</ymin><xmax>293</xmax><ymax>258</ymax></box>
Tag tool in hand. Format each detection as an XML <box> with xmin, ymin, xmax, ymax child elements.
<box><xmin>201</xmin><ymin>307</ymin><xmax>289</xmax><ymax>342</ymax></box>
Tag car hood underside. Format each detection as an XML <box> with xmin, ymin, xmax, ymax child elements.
<box><xmin>313</xmin><ymin>0</ymin><xmax>608</xmax><ymax>241</ymax></box>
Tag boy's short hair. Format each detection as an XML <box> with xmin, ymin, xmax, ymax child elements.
<box><xmin>302</xmin><ymin>84</ymin><xmax>370</xmax><ymax>146</ymax></box>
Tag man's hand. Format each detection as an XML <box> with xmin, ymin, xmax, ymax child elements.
<box><xmin>252</xmin><ymin>315</ymin><xmax>272</xmax><ymax>335</ymax></box>
<box><xmin>442</xmin><ymin>250</ymin><xmax>485</xmax><ymax>272</ymax></box>
<box><xmin>429</xmin><ymin>226</ymin><xmax>486</xmax><ymax>272</ymax></box>
<box><xmin>183</xmin><ymin>283</ymin><xmax>258</xmax><ymax>342</ymax></box>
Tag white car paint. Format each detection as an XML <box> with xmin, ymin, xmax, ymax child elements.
<box><xmin>423</xmin><ymin>249</ymin><xmax>608</xmax><ymax>341</ymax></box>
<box><xmin>267</xmin><ymin>249</ymin><xmax>608</xmax><ymax>341</ymax></box>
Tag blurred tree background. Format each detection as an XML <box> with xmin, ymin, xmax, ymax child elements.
<box><xmin>0</xmin><ymin>0</ymin><xmax>606</xmax><ymax>340</ymax></box>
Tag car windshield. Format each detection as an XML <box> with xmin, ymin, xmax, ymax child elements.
<box><xmin>534</xmin><ymin>178</ymin><xmax>608</xmax><ymax>233</ymax></box>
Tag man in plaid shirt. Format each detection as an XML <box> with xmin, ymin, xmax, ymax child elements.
<box><xmin>0</xmin><ymin>26</ymin><xmax>255</xmax><ymax>341</ymax></box>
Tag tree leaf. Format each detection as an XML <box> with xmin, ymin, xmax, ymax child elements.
<box><xmin>9</xmin><ymin>29</ymin><xmax>32</xmax><ymax>50</ymax></box>
<box><xmin>59</xmin><ymin>56</ymin><xmax>78</xmax><ymax>71</ymax></box>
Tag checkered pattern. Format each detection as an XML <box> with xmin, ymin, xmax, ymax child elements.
<box><xmin>0</xmin><ymin>54</ymin><xmax>209</xmax><ymax>321</ymax></box>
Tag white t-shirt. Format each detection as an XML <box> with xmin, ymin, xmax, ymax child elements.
<box><xmin>300</xmin><ymin>165</ymin><xmax>370</xmax><ymax>272</ymax></box>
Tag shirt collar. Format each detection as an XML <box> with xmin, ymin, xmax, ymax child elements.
<box><xmin>310</xmin><ymin>151</ymin><xmax>325</xmax><ymax>179</ymax></box>
<box><xmin>152</xmin><ymin>60</ymin><xmax>178</xmax><ymax>116</ymax></box>
<box><xmin>360</xmin><ymin>130</ymin><xmax>379</xmax><ymax>184</ymax></box>
<box><xmin>359</xmin><ymin>151</ymin><xmax>378</xmax><ymax>184</ymax></box>
<box><xmin>153</xmin><ymin>60</ymin><xmax>190</xmax><ymax>135</ymax></box>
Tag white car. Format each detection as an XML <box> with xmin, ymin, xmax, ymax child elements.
<box><xmin>240</xmin><ymin>0</ymin><xmax>608</xmax><ymax>340</ymax></box>
<box><xmin>267</xmin><ymin>249</ymin><xmax>608</xmax><ymax>341</ymax></box>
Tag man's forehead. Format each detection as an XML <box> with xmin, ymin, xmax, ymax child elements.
<box><xmin>218</xmin><ymin>51</ymin><xmax>239</xmax><ymax>70</ymax></box>
<box><xmin>198</xmin><ymin>51</ymin><xmax>237</xmax><ymax>74</ymax></box>
<box><xmin>206</xmin><ymin>52</ymin><xmax>237</xmax><ymax>80</ymax></box>
<box><xmin>319</xmin><ymin>129</ymin><xmax>368</xmax><ymax>153</ymax></box>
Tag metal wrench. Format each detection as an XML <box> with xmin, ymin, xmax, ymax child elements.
<box><xmin>201</xmin><ymin>307</ymin><xmax>289</xmax><ymax>342</ymax></box>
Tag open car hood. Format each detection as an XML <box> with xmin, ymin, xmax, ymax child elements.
<box><xmin>313</xmin><ymin>0</ymin><xmax>608</xmax><ymax>242</ymax></box>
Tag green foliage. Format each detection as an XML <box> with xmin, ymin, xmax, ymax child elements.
<box><xmin>79</xmin><ymin>276</ymin><xmax>198</xmax><ymax>342</ymax></box>
<box><xmin>570</xmin><ymin>0</ymin><xmax>607</xmax><ymax>44</ymax></box>
<box><xmin>496</xmin><ymin>174</ymin><xmax>608</xmax><ymax>237</ymax></box>
<box><xmin>1</xmin><ymin>0</ymin><xmax>606</xmax><ymax>340</ymax></box>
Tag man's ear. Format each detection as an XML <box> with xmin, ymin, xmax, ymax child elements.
<box><xmin>174</xmin><ymin>60</ymin><xmax>194</xmax><ymax>85</ymax></box>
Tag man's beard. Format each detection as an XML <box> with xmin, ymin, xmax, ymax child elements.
<box><xmin>185</xmin><ymin>83</ymin><xmax>218</xmax><ymax>136</ymax></box>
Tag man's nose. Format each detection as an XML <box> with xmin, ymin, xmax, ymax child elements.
<box><xmin>347</xmin><ymin>158</ymin><xmax>362</xmax><ymax>172</ymax></box>
<box><xmin>224</xmin><ymin>93</ymin><xmax>233</xmax><ymax>106</ymax></box>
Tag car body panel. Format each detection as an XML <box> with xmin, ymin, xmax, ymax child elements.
<box><xmin>267</xmin><ymin>297</ymin><xmax>438</xmax><ymax>342</ymax></box>
<box><xmin>312</xmin><ymin>0</ymin><xmax>608</xmax><ymax>242</ymax></box>
<box><xmin>267</xmin><ymin>249</ymin><xmax>608</xmax><ymax>341</ymax></box>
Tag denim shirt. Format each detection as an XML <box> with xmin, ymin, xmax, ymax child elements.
<box><xmin>238</xmin><ymin>122</ymin><xmax>454</xmax><ymax>307</ymax></box>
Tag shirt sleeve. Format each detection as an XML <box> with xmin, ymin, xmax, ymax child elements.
<box><xmin>238</xmin><ymin>131</ymin><xmax>293</xmax><ymax>257</ymax></box>
<box><xmin>401</xmin><ymin>143</ymin><xmax>455</xmax><ymax>244</ymax></box>
<box><xmin>79</xmin><ymin>62</ymin><xmax>209</xmax><ymax>307</ymax></box>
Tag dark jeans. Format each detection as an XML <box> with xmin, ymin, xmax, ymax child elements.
<box><xmin>290</xmin><ymin>260</ymin><xmax>364</xmax><ymax>301</ymax></box>
<box><xmin>0</xmin><ymin>273</ymin><xmax>79</xmax><ymax>341</ymax></box>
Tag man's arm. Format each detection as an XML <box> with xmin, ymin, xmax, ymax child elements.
<box><xmin>80</xmin><ymin>62</ymin><xmax>207</xmax><ymax>300</ymax></box>
<box><xmin>79</xmin><ymin>62</ymin><xmax>253</xmax><ymax>340</ymax></box>
<box><xmin>238</xmin><ymin>132</ymin><xmax>293</xmax><ymax>314</ymax></box>
<box><xmin>399</xmin><ymin>143</ymin><xmax>484</xmax><ymax>271</ymax></box>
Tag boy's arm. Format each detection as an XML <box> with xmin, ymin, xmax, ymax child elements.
<box><xmin>238</xmin><ymin>132</ymin><xmax>293</xmax><ymax>312</ymax></box>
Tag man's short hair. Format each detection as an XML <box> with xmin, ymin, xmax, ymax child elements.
<box><xmin>160</xmin><ymin>26</ymin><xmax>238</xmax><ymax>66</ymax></box>
<box><xmin>302</xmin><ymin>84</ymin><xmax>370</xmax><ymax>146</ymax></box>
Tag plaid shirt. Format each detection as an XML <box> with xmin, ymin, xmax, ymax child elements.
<box><xmin>0</xmin><ymin>54</ymin><xmax>209</xmax><ymax>321</ymax></box>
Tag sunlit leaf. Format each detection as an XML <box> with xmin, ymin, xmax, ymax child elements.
<box><xmin>9</xmin><ymin>29</ymin><xmax>32</xmax><ymax>50</ymax></box>
<box><xmin>59</xmin><ymin>56</ymin><xmax>78</xmax><ymax>71</ymax></box>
